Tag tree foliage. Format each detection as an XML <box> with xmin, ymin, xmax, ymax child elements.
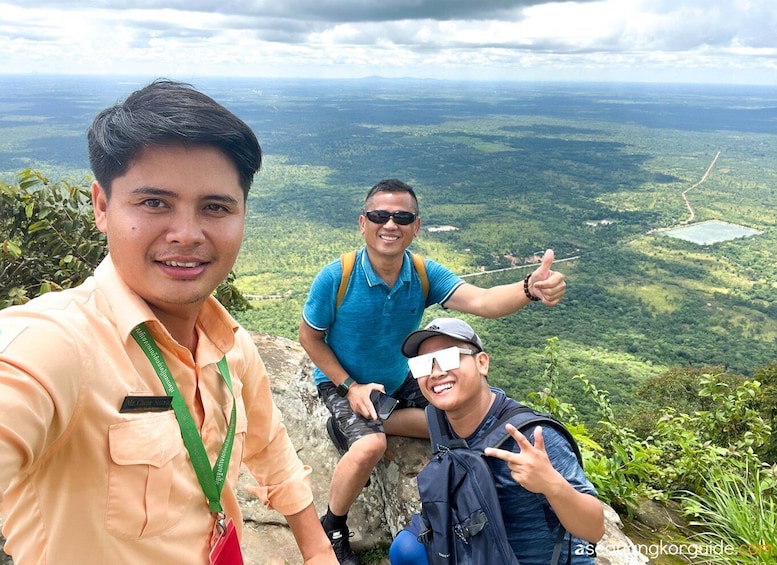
<box><xmin>752</xmin><ymin>362</ymin><xmax>777</xmax><ymax>463</ymax></box>
<box><xmin>528</xmin><ymin>337</ymin><xmax>773</xmax><ymax>522</ymax></box>
<box><xmin>1</xmin><ymin>169</ymin><xmax>105</xmax><ymax>308</ymax></box>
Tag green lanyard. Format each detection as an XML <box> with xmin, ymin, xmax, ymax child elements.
<box><xmin>131</xmin><ymin>323</ymin><xmax>237</xmax><ymax>524</ymax></box>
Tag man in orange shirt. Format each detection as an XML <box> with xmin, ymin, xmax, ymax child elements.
<box><xmin>0</xmin><ymin>80</ymin><xmax>336</xmax><ymax>564</ymax></box>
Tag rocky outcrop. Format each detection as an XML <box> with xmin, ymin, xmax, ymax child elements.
<box><xmin>0</xmin><ymin>332</ymin><xmax>649</xmax><ymax>564</ymax></box>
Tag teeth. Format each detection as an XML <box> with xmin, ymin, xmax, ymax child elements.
<box><xmin>380</xmin><ymin>235</ymin><xmax>399</xmax><ymax>241</ymax></box>
<box><xmin>433</xmin><ymin>383</ymin><xmax>453</xmax><ymax>394</ymax></box>
<box><xmin>165</xmin><ymin>261</ymin><xmax>199</xmax><ymax>268</ymax></box>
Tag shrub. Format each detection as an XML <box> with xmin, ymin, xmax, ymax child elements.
<box><xmin>1</xmin><ymin>169</ymin><xmax>105</xmax><ymax>308</ymax></box>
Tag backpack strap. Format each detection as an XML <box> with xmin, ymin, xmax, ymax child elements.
<box><xmin>426</xmin><ymin>404</ymin><xmax>453</xmax><ymax>451</ymax></box>
<box><xmin>336</xmin><ymin>250</ymin><xmax>358</xmax><ymax>309</ymax></box>
<box><xmin>336</xmin><ymin>250</ymin><xmax>429</xmax><ymax>310</ymax></box>
<box><xmin>427</xmin><ymin>402</ymin><xmax>581</xmax><ymax>464</ymax></box>
<box><xmin>411</xmin><ymin>253</ymin><xmax>430</xmax><ymax>301</ymax></box>
<box><xmin>425</xmin><ymin>404</ymin><xmax>555</xmax><ymax>453</ymax></box>
<box><xmin>425</xmin><ymin>404</ymin><xmax>472</xmax><ymax>452</ymax></box>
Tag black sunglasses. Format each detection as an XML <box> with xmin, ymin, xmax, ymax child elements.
<box><xmin>363</xmin><ymin>210</ymin><xmax>417</xmax><ymax>225</ymax></box>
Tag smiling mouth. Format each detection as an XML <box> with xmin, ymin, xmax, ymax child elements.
<box><xmin>162</xmin><ymin>260</ymin><xmax>203</xmax><ymax>268</ymax></box>
<box><xmin>432</xmin><ymin>382</ymin><xmax>454</xmax><ymax>394</ymax></box>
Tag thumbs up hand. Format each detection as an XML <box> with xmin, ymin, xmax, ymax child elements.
<box><xmin>527</xmin><ymin>249</ymin><xmax>565</xmax><ymax>306</ymax></box>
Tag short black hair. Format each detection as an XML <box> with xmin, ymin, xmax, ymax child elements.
<box><xmin>364</xmin><ymin>178</ymin><xmax>419</xmax><ymax>214</ymax></box>
<box><xmin>87</xmin><ymin>79</ymin><xmax>261</xmax><ymax>199</ymax></box>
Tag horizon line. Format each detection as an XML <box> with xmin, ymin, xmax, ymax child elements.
<box><xmin>0</xmin><ymin>72</ymin><xmax>776</xmax><ymax>88</ymax></box>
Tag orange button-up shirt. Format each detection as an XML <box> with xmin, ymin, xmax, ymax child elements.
<box><xmin>0</xmin><ymin>256</ymin><xmax>313</xmax><ymax>564</ymax></box>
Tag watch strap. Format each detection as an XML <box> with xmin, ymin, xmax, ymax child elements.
<box><xmin>337</xmin><ymin>376</ymin><xmax>355</xmax><ymax>396</ymax></box>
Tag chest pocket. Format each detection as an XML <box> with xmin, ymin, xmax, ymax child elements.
<box><xmin>106</xmin><ymin>411</ymin><xmax>193</xmax><ymax>539</ymax></box>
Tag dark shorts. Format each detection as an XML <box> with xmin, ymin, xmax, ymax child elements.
<box><xmin>318</xmin><ymin>372</ymin><xmax>429</xmax><ymax>448</ymax></box>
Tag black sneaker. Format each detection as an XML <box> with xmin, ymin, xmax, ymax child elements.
<box><xmin>326</xmin><ymin>416</ymin><xmax>349</xmax><ymax>456</ymax></box>
<box><xmin>321</xmin><ymin>517</ymin><xmax>360</xmax><ymax>565</ymax></box>
<box><xmin>326</xmin><ymin>417</ymin><xmax>371</xmax><ymax>487</ymax></box>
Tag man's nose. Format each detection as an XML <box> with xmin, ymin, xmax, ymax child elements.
<box><xmin>166</xmin><ymin>211</ymin><xmax>205</xmax><ymax>244</ymax></box>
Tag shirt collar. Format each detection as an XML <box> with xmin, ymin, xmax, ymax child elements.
<box><xmin>93</xmin><ymin>255</ymin><xmax>238</xmax><ymax>357</ymax></box>
<box><xmin>359</xmin><ymin>247</ymin><xmax>414</xmax><ymax>288</ymax></box>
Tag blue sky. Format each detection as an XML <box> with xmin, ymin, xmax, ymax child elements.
<box><xmin>2</xmin><ymin>0</ymin><xmax>775</xmax><ymax>84</ymax></box>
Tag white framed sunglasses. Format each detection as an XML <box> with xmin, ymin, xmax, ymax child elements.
<box><xmin>407</xmin><ymin>346</ymin><xmax>477</xmax><ymax>379</ymax></box>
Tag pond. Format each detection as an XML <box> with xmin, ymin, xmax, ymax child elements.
<box><xmin>660</xmin><ymin>220</ymin><xmax>762</xmax><ymax>245</ymax></box>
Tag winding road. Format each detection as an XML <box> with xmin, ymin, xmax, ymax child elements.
<box><xmin>680</xmin><ymin>150</ymin><xmax>721</xmax><ymax>224</ymax></box>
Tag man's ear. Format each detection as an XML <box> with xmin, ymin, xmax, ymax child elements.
<box><xmin>412</xmin><ymin>216</ymin><xmax>421</xmax><ymax>237</ymax></box>
<box><xmin>476</xmin><ymin>351</ymin><xmax>490</xmax><ymax>376</ymax></box>
<box><xmin>92</xmin><ymin>180</ymin><xmax>108</xmax><ymax>234</ymax></box>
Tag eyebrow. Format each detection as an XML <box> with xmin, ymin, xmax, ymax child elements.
<box><xmin>130</xmin><ymin>186</ymin><xmax>240</xmax><ymax>206</ymax></box>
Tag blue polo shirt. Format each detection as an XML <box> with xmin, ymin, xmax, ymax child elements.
<box><xmin>302</xmin><ymin>248</ymin><xmax>463</xmax><ymax>394</ymax></box>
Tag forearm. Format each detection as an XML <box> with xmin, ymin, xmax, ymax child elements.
<box><xmin>444</xmin><ymin>282</ymin><xmax>531</xmax><ymax>318</ymax></box>
<box><xmin>445</xmin><ymin>251</ymin><xmax>564</xmax><ymax>315</ymax></box>
<box><xmin>477</xmin><ymin>282</ymin><xmax>533</xmax><ymax>317</ymax></box>
<box><xmin>285</xmin><ymin>503</ymin><xmax>338</xmax><ymax>564</ymax></box>
<box><xmin>544</xmin><ymin>480</ymin><xmax>605</xmax><ymax>543</ymax></box>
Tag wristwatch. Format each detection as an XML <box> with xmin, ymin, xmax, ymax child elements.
<box><xmin>336</xmin><ymin>377</ymin><xmax>355</xmax><ymax>397</ymax></box>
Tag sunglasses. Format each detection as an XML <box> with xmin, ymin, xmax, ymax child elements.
<box><xmin>408</xmin><ymin>346</ymin><xmax>477</xmax><ymax>379</ymax></box>
<box><xmin>363</xmin><ymin>210</ymin><xmax>417</xmax><ymax>225</ymax></box>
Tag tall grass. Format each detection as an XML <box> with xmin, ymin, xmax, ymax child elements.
<box><xmin>681</xmin><ymin>465</ymin><xmax>777</xmax><ymax>564</ymax></box>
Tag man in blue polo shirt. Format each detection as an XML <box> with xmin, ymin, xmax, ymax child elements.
<box><xmin>299</xmin><ymin>178</ymin><xmax>566</xmax><ymax>565</ymax></box>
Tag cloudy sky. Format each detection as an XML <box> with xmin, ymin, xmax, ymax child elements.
<box><xmin>2</xmin><ymin>0</ymin><xmax>775</xmax><ymax>84</ymax></box>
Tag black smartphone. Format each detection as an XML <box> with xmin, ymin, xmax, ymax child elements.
<box><xmin>370</xmin><ymin>390</ymin><xmax>399</xmax><ymax>420</ymax></box>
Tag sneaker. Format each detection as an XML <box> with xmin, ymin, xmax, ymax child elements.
<box><xmin>321</xmin><ymin>517</ymin><xmax>360</xmax><ymax>565</ymax></box>
<box><xmin>326</xmin><ymin>417</ymin><xmax>370</xmax><ymax>487</ymax></box>
<box><xmin>326</xmin><ymin>416</ymin><xmax>350</xmax><ymax>456</ymax></box>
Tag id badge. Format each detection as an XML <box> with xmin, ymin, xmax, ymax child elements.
<box><xmin>209</xmin><ymin>518</ymin><xmax>244</xmax><ymax>565</ymax></box>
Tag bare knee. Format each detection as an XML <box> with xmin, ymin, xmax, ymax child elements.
<box><xmin>349</xmin><ymin>433</ymin><xmax>387</xmax><ymax>467</ymax></box>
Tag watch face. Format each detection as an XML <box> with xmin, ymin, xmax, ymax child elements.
<box><xmin>336</xmin><ymin>377</ymin><xmax>353</xmax><ymax>397</ymax></box>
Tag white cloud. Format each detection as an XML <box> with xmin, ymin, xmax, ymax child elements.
<box><xmin>0</xmin><ymin>0</ymin><xmax>775</xmax><ymax>83</ymax></box>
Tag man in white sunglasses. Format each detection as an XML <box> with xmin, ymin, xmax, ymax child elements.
<box><xmin>299</xmin><ymin>178</ymin><xmax>567</xmax><ymax>564</ymax></box>
<box><xmin>390</xmin><ymin>317</ymin><xmax>604</xmax><ymax>565</ymax></box>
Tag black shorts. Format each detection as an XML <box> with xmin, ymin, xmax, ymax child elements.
<box><xmin>318</xmin><ymin>372</ymin><xmax>429</xmax><ymax>447</ymax></box>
